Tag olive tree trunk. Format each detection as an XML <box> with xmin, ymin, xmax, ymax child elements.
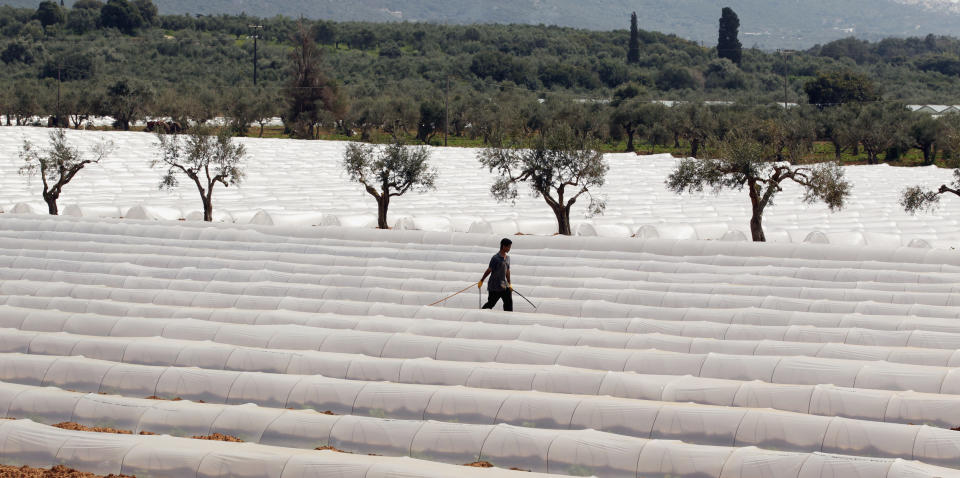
<box><xmin>43</xmin><ymin>192</ymin><xmax>59</xmax><ymax>215</ymax></box>
<box><xmin>377</xmin><ymin>196</ymin><xmax>391</xmax><ymax>229</ymax></box>
<box><xmin>549</xmin><ymin>203</ymin><xmax>572</xmax><ymax>236</ymax></box>
<box><xmin>748</xmin><ymin>180</ymin><xmax>766</xmax><ymax>242</ymax></box>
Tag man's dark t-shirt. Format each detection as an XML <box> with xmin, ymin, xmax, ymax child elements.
<box><xmin>487</xmin><ymin>253</ymin><xmax>510</xmax><ymax>291</ymax></box>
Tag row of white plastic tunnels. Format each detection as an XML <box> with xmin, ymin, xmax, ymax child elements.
<box><xmin>3</xmin><ymin>215</ymin><xmax>960</xmax><ymax>265</ymax></box>
<box><xmin>4</xmin><ymin>354</ymin><xmax>960</xmax><ymax>467</ymax></box>
<box><xmin>4</xmin><ymin>216</ymin><xmax>960</xmax><ymax>477</ymax></box>
<box><xmin>10</xmin><ymin>312</ymin><xmax>960</xmax><ymax>395</ymax></box>
<box><xmin>10</xmin><ymin>198</ymin><xmax>960</xmax><ymax>246</ymax></box>
<box><xmin>6</xmin><ymin>253</ymin><xmax>960</xmax><ymax>312</ymax></box>
<box><xmin>1</xmin><ymin>386</ymin><xmax>959</xmax><ymax>478</ymax></box>
<box><xmin>11</xmin><ymin>299</ymin><xmax>960</xmax><ymax>369</ymax></box>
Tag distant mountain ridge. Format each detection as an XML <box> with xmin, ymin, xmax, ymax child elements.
<box><xmin>4</xmin><ymin>0</ymin><xmax>960</xmax><ymax>49</ymax></box>
<box><xmin>894</xmin><ymin>0</ymin><xmax>960</xmax><ymax>13</ymax></box>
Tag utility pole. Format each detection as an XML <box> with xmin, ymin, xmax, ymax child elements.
<box><xmin>56</xmin><ymin>65</ymin><xmax>61</xmax><ymax>127</ymax></box>
<box><xmin>249</xmin><ymin>24</ymin><xmax>263</xmax><ymax>86</ymax></box>
<box><xmin>779</xmin><ymin>49</ymin><xmax>795</xmax><ymax>110</ymax></box>
<box><xmin>443</xmin><ymin>76</ymin><xmax>449</xmax><ymax>147</ymax></box>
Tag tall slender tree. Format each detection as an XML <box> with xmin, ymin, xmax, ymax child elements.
<box><xmin>284</xmin><ymin>21</ymin><xmax>346</xmax><ymax>139</ymax></box>
<box><xmin>627</xmin><ymin>12</ymin><xmax>640</xmax><ymax>65</ymax></box>
<box><xmin>717</xmin><ymin>7</ymin><xmax>742</xmax><ymax>65</ymax></box>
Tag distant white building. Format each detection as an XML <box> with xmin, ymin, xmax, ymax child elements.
<box><xmin>908</xmin><ymin>105</ymin><xmax>960</xmax><ymax>115</ymax></box>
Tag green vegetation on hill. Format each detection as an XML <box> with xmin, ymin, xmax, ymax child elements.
<box><xmin>4</xmin><ymin>0</ymin><xmax>960</xmax><ymax>49</ymax></box>
<box><xmin>3</xmin><ymin>2</ymin><xmax>960</xmax><ymax>105</ymax></box>
<box><xmin>3</xmin><ymin>0</ymin><xmax>960</xmax><ymax>172</ymax></box>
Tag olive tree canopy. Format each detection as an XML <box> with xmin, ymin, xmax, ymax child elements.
<box><xmin>901</xmin><ymin>121</ymin><xmax>960</xmax><ymax>214</ymax></box>
<box><xmin>19</xmin><ymin>128</ymin><xmax>113</xmax><ymax>215</ymax></box>
<box><xmin>666</xmin><ymin>127</ymin><xmax>851</xmax><ymax>242</ymax></box>
<box><xmin>152</xmin><ymin>127</ymin><xmax>246</xmax><ymax>222</ymax></box>
<box><xmin>343</xmin><ymin>140</ymin><xmax>438</xmax><ymax>229</ymax></box>
<box><xmin>478</xmin><ymin>125</ymin><xmax>608</xmax><ymax>236</ymax></box>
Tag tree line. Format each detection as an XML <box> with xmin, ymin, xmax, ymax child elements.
<box><xmin>3</xmin><ymin>1</ymin><xmax>960</xmax><ymax>122</ymax></box>
<box><xmin>17</xmin><ymin>118</ymin><xmax>960</xmax><ymax>243</ymax></box>
<box><xmin>7</xmin><ymin>1</ymin><xmax>960</xmax><ymax>241</ymax></box>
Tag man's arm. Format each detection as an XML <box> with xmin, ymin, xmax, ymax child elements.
<box><xmin>506</xmin><ymin>269</ymin><xmax>511</xmax><ymax>288</ymax></box>
<box><xmin>479</xmin><ymin>267</ymin><xmax>491</xmax><ymax>287</ymax></box>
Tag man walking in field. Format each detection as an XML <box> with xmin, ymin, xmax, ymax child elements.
<box><xmin>478</xmin><ymin>238</ymin><xmax>512</xmax><ymax>311</ymax></box>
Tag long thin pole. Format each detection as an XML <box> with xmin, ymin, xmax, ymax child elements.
<box><xmin>250</xmin><ymin>24</ymin><xmax>263</xmax><ymax>86</ymax></box>
<box><xmin>428</xmin><ymin>283</ymin><xmax>476</xmax><ymax>307</ymax></box>
<box><xmin>512</xmin><ymin>288</ymin><xmax>538</xmax><ymax>310</ymax></box>
<box><xmin>56</xmin><ymin>66</ymin><xmax>61</xmax><ymax>126</ymax></box>
<box><xmin>780</xmin><ymin>49</ymin><xmax>795</xmax><ymax>110</ymax></box>
<box><xmin>780</xmin><ymin>49</ymin><xmax>787</xmax><ymax>109</ymax></box>
<box><xmin>443</xmin><ymin>76</ymin><xmax>449</xmax><ymax>147</ymax></box>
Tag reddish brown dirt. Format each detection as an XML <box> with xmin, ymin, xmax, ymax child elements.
<box><xmin>0</xmin><ymin>464</ymin><xmax>134</xmax><ymax>478</ymax></box>
<box><xmin>52</xmin><ymin>422</ymin><xmax>155</xmax><ymax>436</ymax></box>
<box><xmin>316</xmin><ymin>446</ymin><xmax>351</xmax><ymax>453</ymax></box>
<box><xmin>53</xmin><ymin>423</ymin><xmax>132</xmax><ymax>435</ymax></box>
<box><xmin>462</xmin><ymin>462</ymin><xmax>529</xmax><ymax>472</ymax></box>
<box><xmin>190</xmin><ymin>433</ymin><xmax>243</xmax><ymax>442</ymax></box>
<box><xmin>144</xmin><ymin>396</ymin><xmax>204</xmax><ymax>403</ymax></box>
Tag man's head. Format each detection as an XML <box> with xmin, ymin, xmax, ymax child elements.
<box><xmin>499</xmin><ymin>238</ymin><xmax>512</xmax><ymax>253</ymax></box>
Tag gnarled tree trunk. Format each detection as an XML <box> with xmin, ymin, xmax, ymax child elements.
<box><xmin>202</xmin><ymin>198</ymin><xmax>213</xmax><ymax>222</ymax></box>
<box><xmin>548</xmin><ymin>203</ymin><xmax>572</xmax><ymax>236</ymax></box>
<box><xmin>377</xmin><ymin>196</ymin><xmax>390</xmax><ymax>229</ymax></box>
<box><xmin>748</xmin><ymin>179</ymin><xmax>766</xmax><ymax>242</ymax></box>
<box><xmin>43</xmin><ymin>192</ymin><xmax>59</xmax><ymax>215</ymax></box>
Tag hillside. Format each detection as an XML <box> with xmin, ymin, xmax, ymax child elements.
<box><xmin>5</xmin><ymin>0</ymin><xmax>960</xmax><ymax>48</ymax></box>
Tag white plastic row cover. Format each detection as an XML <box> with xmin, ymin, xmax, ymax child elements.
<box><xmin>4</xmin><ymin>267</ymin><xmax>960</xmax><ymax>320</ymax></box>
<box><xmin>5</xmin><ymin>245</ymin><xmax>960</xmax><ymax>299</ymax></box>
<box><xmin>2</xmin><ymin>380</ymin><xmax>960</xmax><ymax>467</ymax></box>
<box><xmin>4</xmin><ymin>215</ymin><xmax>960</xmax><ymax>266</ymax></box>
<box><xmin>0</xmin><ymin>419</ymin><xmax>560</xmax><ymax>478</ymax></box>
<box><xmin>8</xmin><ymin>292</ymin><xmax>960</xmax><ymax>345</ymax></box>
<box><xmin>8</xmin><ymin>322</ymin><xmax>960</xmax><ymax>395</ymax></box>
<box><xmin>8</xmin><ymin>304</ymin><xmax>960</xmax><ymax>372</ymax></box>
<box><xmin>3</xmin><ymin>352</ymin><xmax>960</xmax><ymax>430</ymax></box>
<box><xmin>6</xmin><ymin>232</ymin><xmax>960</xmax><ymax>286</ymax></box>
<box><xmin>6</xmin><ymin>237</ymin><xmax>960</xmax><ymax>293</ymax></box>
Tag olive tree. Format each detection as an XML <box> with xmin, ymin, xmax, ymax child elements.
<box><xmin>666</xmin><ymin>127</ymin><xmax>851</xmax><ymax>242</ymax></box>
<box><xmin>343</xmin><ymin>140</ymin><xmax>438</xmax><ymax>229</ymax></box>
<box><xmin>152</xmin><ymin>127</ymin><xmax>246</xmax><ymax>222</ymax></box>
<box><xmin>478</xmin><ymin>126</ymin><xmax>608</xmax><ymax>236</ymax></box>
<box><xmin>901</xmin><ymin>171</ymin><xmax>960</xmax><ymax>214</ymax></box>
<box><xmin>908</xmin><ymin>114</ymin><xmax>943</xmax><ymax>166</ymax></box>
<box><xmin>19</xmin><ymin>129</ymin><xmax>113</xmax><ymax>215</ymax></box>
<box><xmin>854</xmin><ymin>103</ymin><xmax>909</xmax><ymax>164</ymax></box>
<box><xmin>901</xmin><ymin>123</ymin><xmax>960</xmax><ymax>214</ymax></box>
<box><xmin>610</xmin><ymin>98</ymin><xmax>644</xmax><ymax>153</ymax></box>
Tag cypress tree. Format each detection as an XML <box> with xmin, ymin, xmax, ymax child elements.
<box><xmin>717</xmin><ymin>7</ymin><xmax>742</xmax><ymax>65</ymax></box>
<box><xmin>627</xmin><ymin>12</ymin><xmax>640</xmax><ymax>64</ymax></box>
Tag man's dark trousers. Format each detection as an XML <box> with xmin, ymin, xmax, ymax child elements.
<box><xmin>482</xmin><ymin>289</ymin><xmax>513</xmax><ymax>311</ymax></box>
